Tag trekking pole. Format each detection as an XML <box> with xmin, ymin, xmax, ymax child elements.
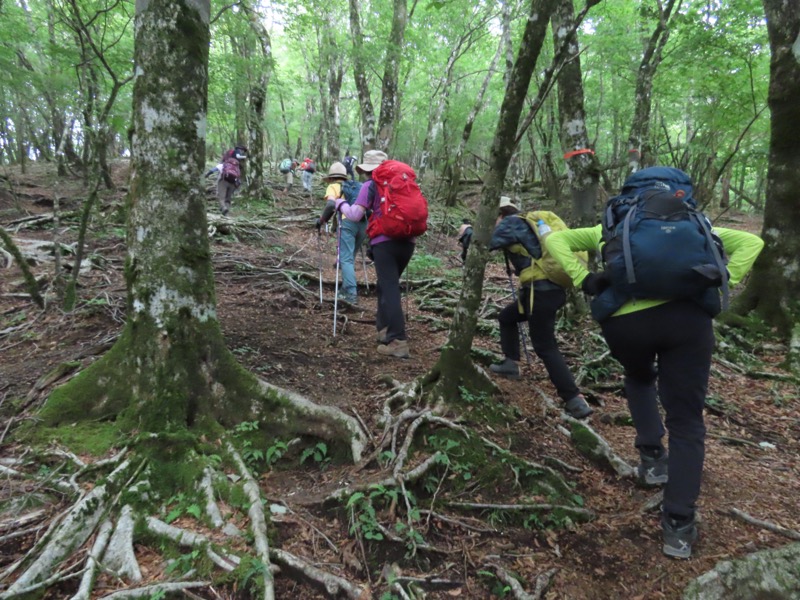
<box><xmin>333</xmin><ymin>212</ymin><xmax>342</xmax><ymax>337</ymax></box>
<box><xmin>316</xmin><ymin>232</ymin><xmax>323</xmax><ymax>304</ymax></box>
<box><xmin>504</xmin><ymin>253</ymin><xmax>532</xmax><ymax>366</ymax></box>
<box><xmin>361</xmin><ymin>244</ymin><xmax>369</xmax><ymax>292</ymax></box>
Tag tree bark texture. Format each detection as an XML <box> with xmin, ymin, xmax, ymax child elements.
<box><xmin>737</xmin><ymin>0</ymin><xmax>800</xmax><ymax>369</ymax></box>
<box><xmin>551</xmin><ymin>0</ymin><xmax>599</xmax><ymax>225</ymax></box>
<box><xmin>375</xmin><ymin>0</ymin><xmax>408</xmax><ymax>151</ymax></box>
<box><xmin>430</xmin><ymin>0</ymin><xmax>559</xmax><ymax>400</ymax></box>
<box><xmin>244</xmin><ymin>1</ymin><xmax>272</xmax><ymax>198</ymax></box>
<box><xmin>627</xmin><ymin>0</ymin><xmax>679</xmax><ymax>172</ymax></box>
<box><xmin>348</xmin><ymin>0</ymin><xmax>376</xmax><ymax>151</ymax></box>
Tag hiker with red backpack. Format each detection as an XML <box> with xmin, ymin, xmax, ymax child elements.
<box><xmin>206</xmin><ymin>145</ymin><xmax>247</xmax><ymax>216</ymax></box>
<box><xmin>486</xmin><ymin>196</ymin><xmax>593</xmax><ymax>420</ymax></box>
<box><xmin>299</xmin><ymin>157</ymin><xmax>316</xmax><ymax>193</ymax></box>
<box><xmin>333</xmin><ymin>150</ymin><xmax>428</xmax><ymax>358</ymax></box>
<box><xmin>545</xmin><ymin>166</ymin><xmax>764</xmax><ymax>559</ymax></box>
<box><xmin>315</xmin><ymin>162</ymin><xmax>365</xmax><ymax>305</ymax></box>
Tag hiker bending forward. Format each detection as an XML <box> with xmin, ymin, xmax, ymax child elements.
<box><xmin>316</xmin><ymin>162</ymin><xmax>365</xmax><ymax>305</ymax></box>
<box><xmin>488</xmin><ymin>197</ymin><xmax>592</xmax><ymax>420</ymax></box>
<box><xmin>545</xmin><ymin>166</ymin><xmax>764</xmax><ymax>559</ymax></box>
<box><xmin>334</xmin><ymin>150</ymin><xmax>415</xmax><ymax>358</ymax></box>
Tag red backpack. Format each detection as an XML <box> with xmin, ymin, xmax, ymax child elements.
<box><xmin>367</xmin><ymin>160</ymin><xmax>428</xmax><ymax>239</ymax></box>
<box><xmin>221</xmin><ymin>157</ymin><xmax>241</xmax><ymax>185</ymax></box>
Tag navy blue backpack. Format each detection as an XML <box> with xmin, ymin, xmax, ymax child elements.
<box><xmin>594</xmin><ymin>167</ymin><xmax>729</xmax><ymax>321</ymax></box>
<box><xmin>340</xmin><ymin>179</ymin><xmax>363</xmax><ymax>205</ymax></box>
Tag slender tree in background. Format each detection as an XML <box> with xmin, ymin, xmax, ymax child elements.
<box><xmin>375</xmin><ymin>0</ymin><xmax>410</xmax><ymax>151</ymax></box>
<box><xmin>348</xmin><ymin>0</ymin><xmax>377</xmax><ymax>151</ymax></box>
<box><xmin>736</xmin><ymin>0</ymin><xmax>800</xmax><ymax>371</ymax></box>
<box><xmin>552</xmin><ymin>0</ymin><xmax>600</xmax><ymax>225</ymax></box>
<box><xmin>424</xmin><ymin>0</ymin><xmax>560</xmax><ymax>399</ymax></box>
<box><xmin>627</xmin><ymin>0</ymin><xmax>680</xmax><ymax>172</ymax></box>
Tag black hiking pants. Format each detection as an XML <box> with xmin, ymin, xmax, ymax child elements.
<box><xmin>498</xmin><ymin>285</ymin><xmax>579</xmax><ymax>402</ymax></box>
<box><xmin>372</xmin><ymin>239</ymin><xmax>415</xmax><ymax>343</ymax></box>
<box><xmin>600</xmin><ymin>300</ymin><xmax>715</xmax><ymax>519</ymax></box>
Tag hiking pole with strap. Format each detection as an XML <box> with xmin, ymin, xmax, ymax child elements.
<box><xmin>504</xmin><ymin>253</ymin><xmax>532</xmax><ymax>366</ymax></box>
<box><xmin>333</xmin><ymin>212</ymin><xmax>342</xmax><ymax>337</ymax></box>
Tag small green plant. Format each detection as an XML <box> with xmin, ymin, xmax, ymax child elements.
<box><xmin>165</xmin><ymin>548</ymin><xmax>201</xmax><ymax>575</ymax></box>
<box><xmin>265</xmin><ymin>440</ymin><xmax>288</xmax><ymax>467</ymax></box>
<box><xmin>406</xmin><ymin>253</ymin><xmax>443</xmax><ymax>277</ymax></box>
<box><xmin>164</xmin><ymin>492</ymin><xmax>202</xmax><ymax>524</ymax></box>
<box><xmin>300</xmin><ymin>442</ymin><xmax>329</xmax><ymax>467</ymax></box>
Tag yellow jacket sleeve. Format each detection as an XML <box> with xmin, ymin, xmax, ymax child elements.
<box><xmin>544</xmin><ymin>224</ymin><xmax>602</xmax><ymax>288</ymax></box>
<box><xmin>713</xmin><ymin>227</ymin><xmax>764</xmax><ymax>286</ymax></box>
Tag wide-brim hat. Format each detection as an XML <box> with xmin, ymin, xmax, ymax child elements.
<box><xmin>357</xmin><ymin>150</ymin><xmax>388</xmax><ymax>172</ymax></box>
<box><xmin>323</xmin><ymin>161</ymin><xmax>348</xmax><ymax>180</ymax></box>
<box><xmin>499</xmin><ymin>196</ymin><xmax>518</xmax><ymax>211</ymax></box>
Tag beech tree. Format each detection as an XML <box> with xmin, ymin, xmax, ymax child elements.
<box><xmin>9</xmin><ymin>2</ymin><xmax>364</xmax><ymax>596</ymax></box>
<box><xmin>736</xmin><ymin>0</ymin><xmax>800</xmax><ymax>371</ymax></box>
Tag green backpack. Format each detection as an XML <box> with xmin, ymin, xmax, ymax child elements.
<box><xmin>521</xmin><ymin>210</ymin><xmax>588</xmax><ymax>289</ymax></box>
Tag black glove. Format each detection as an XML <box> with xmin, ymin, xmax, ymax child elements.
<box><xmin>581</xmin><ymin>272</ymin><xmax>611</xmax><ymax>296</ymax></box>
<box><xmin>204</xmin><ymin>170</ymin><xmax>214</xmax><ymax>178</ymax></box>
<box><xmin>315</xmin><ymin>218</ymin><xmax>323</xmax><ymax>232</ymax></box>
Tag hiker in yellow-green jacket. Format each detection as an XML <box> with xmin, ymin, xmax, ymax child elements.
<box><xmin>487</xmin><ymin>196</ymin><xmax>592</xmax><ymax>420</ymax></box>
<box><xmin>545</xmin><ymin>166</ymin><xmax>764</xmax><ymax>560</ymax></box>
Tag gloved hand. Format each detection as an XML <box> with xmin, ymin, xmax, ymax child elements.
<box><xmin>581</xmin><ymin>272</ymin><xmax>611</xmax><ymax>296</ymax></box>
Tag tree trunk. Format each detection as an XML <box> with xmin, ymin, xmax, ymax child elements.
<box><xmin>375</xmin><ymin>0</ymin><xmax>408</xmax><ymax>151</ymax></box>
<box><xmin>244</xmin><ymin>1</ymin><xmax>272</xmax><ymax>199</ymax></box>
<box><xmin>348</xmin><ymin>0</ymin><xmax>376</xmax><ymax>150</ymax></box>
<box><xmin>552</xmin><ymin>0</ymin><xmax>599</xmax><ymax>226</ymax></box>
<box><xmin>627</xmin><ymin>0</ymin><xmax>679</xmax><ymax>172</ymax></box>
<box><xmin>736</xmin><ymin>0</ymin><xmax>800</xmax><ymax>372</ymax></box>
<box><xmin>40</xmin><ymin>0</ymin><xmax>363</xmax><ymax>455</ymax></box>
<box><xmin>425</xmin><ymin>0</ymin><xmax>559</xmax><ymax>401</ymax></box>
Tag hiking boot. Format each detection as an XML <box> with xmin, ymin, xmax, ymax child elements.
<box><xmin>489</xmin><ymin>358</ymin><xmax>520</xmax><ymax>380</ymax></box>
<box><xmin>377</xmin><ymin>339</ymin><xmax>410</xmax><ymax>359</ymax></box>
<box><xmin>376</xmin><ymin>327</ymin><xmax>388</xmax><ymax>343</ymax></box>
<box><xmin>638</xmin><ymin>449</ymin><xmax>669</xmax><ymax>486</ymax></box>
<box><xmin>337</xmin><ymin>294</ymin><xmax>358</xmax><ymax>306</ymax></box>
<box><xmin>662</xmin><ymin>514</ymin><xmax>698</xmax><ymax>559</ymax></box>
<box><xmin>564</xmin><ymin>394</ymin><xmax>593</xmax><ymax>419</ymax></box>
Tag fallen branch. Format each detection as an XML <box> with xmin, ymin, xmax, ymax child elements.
<box><xmin>447</xmin><ymin>501</ymin><xmax>594</xmax><ymax>522</ymax></box>
<box><xmin>270</xmin><ymin>547</ymin><xmax>367</xmax><ymax>600</ymax></box>
<box><xmin>101</xmin><ymin>582</ymin><xmax>208</xmax><ymax>599</ymax></box>
<box><xmin>725</xmin><ymin>508</ymin><xmax>800</xmax><ymax>541</ymax></box>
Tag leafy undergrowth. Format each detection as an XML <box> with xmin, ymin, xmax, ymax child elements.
<box><xmin>1</xmin><ymin>162</ymin><xmax>798</xmax><ymax>599</ymax></box>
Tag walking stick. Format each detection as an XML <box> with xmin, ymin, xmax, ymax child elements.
<box><xmin>333</xmin><ymin>212</ymin><xmax>342</xmax><ymax>337</ymax></box>
<box><xmin>504</xmin><ymin>253</ymin><xmax>532</xmax><ymax>366</ymax></box>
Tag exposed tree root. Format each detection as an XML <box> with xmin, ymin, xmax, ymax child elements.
<box><xmin>486</xmin><ymin>560</ymin><xmax>557</xmax><ymax>600</ymax></box>
<box><xmin>725</xmin><ymin>508</ymin><xmax>800</xmax><ymax>541</ymax></box>
<box><xmin>104</xmin><ymin>505</ymin><xmax>143</xmax><ymax>582</ymax></box>
<box><xmin>228</xmin><ymin>442</ymin><xmax>275</xmax><ymax>600</ymax></box>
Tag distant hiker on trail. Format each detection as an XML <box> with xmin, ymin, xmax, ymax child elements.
<box><xmin>487</xmin><ymin>196</ymin><xmax>593</xmax><ymax>420</ymax></box>
<box><xmin>457</xmin><ymin>219</ymin><xmax>473</xmax><ymax>263</ymax></box>
<box><xmin>546</xmin><ymin>166</ymin><xmax>764</xmax><ymax>560</ymax></box>
<box><xmin>299</xmin><ymin>157</ymin><xmax>316</xmax><ymax>193</ymax></box>
<box><xmin>343</xmin><ymin>151</ymin><xmax>357</xmax><ymax>180</ymax></box>
<box><xmin>206</xmin><ymin>145</ymin><xmax>247</xmax><ymax>216</ymax></box>
<box><xmin>315</xmin><ymin>162</ymin><xmax>365</xmax><ymax>305</ymax></box>
<box><xmin>279</xmin><ymin>157</ymin><xmax>298</xmax><ymax>193</ymax></box>
<box><xmin>334</xmin><ymin>150</ymin><xmax>429</xmax><ymax>358</ymax></box>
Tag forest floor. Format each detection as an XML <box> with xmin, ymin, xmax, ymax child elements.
<box><xmin>1</xmin><ymin>161</ymin><xmax>799</xmax><ymax>599</ymax></box>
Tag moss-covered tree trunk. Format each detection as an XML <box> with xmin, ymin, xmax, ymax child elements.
<box><xmin>735</xmin><ymin>0</ymin><xmax>800</xmax><ymax>372</ymax></box>
<box><xmin>41</xmin><ymin>0</ymin><xmax>364</xmax><ymax>456</ymax></box>
<box><xmin>552</xmin><ymin>0</ymin><xmax>599</xmax><ymax>226</ymax></box>
<box><xmin>244</xmin><ymin>1</ymin><xmax>271</xmax><ymax>199</ymax></box>
<box><xmin>425</xmin><ymin>0</ymin><xmax>559</xmax><ymax>402</ymax></box>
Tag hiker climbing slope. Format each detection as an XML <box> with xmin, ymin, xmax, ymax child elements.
<box><xmin>487</xmin><ymin>196</ymin><xmax>593</xmax><ymax>419</ymax></box>
<box><xmin>315</xmin><ymin>162</ymin><xmax>365</xmax><ymax>305</ymax></box>
<box><xmin>334</xmin><ymin>150</ymin><xmax>428</xmax><ymax>358</ymax></box>
<box><xmin>545</xmin><ymin>166</ymin><xmax>764</xmax><ymax>559</ymax></box>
